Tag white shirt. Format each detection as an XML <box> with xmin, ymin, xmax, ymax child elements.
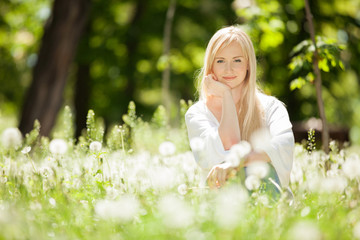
<box><xmin>185</xmin><ymin>92</ymin><xmax>294</xmax><ymax>188</ymax></box>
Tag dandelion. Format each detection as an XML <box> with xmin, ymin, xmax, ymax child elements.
<box><xmin>49</xmin><ymin>198</ymin><xmax>56</xmax><ymax>207</ymax></box>
<box><xmin>1</xmin><ymin>127</ymin><xmax>22</xmax><ymax>149</ymax></box>
<box><xmin>158</xmin><ymin>141</ymin><xmax>176</xmax><ymax>156</ymax></box>
<box><xmin>231</xmin><ymin>141</ymin><xmax>252</xmax><ymax>159</ymax></box>
<box><xmin>95</xmin><ymin>195</ymin><xmax>140</xmax><ymax>223</ymax></box>
<box><xmin>353</xmin><ymin>221</ymin><xmax>360</xmax><ymax>239</ymax></box>
<box><xmin>225</xmin><ymin>152</ymin><xmax>241</xmax><ymax>167</ymax></box>
<box><xmin>21</xmin><ymin>146</ymin><xmax>31</xmax><ymax>154</ymax></box>
<box><xmin>342</xmin><ymin>154</ymin><xmax>360</xmax><ymax>180</ymax></box>
<box><xmin>177</xmin><ymin>184</ymin><xmax>188</xmax><ymax>195</ymax></box>
<box><xmin>288</xmin><ymin>221</ymin><xmax>322</xmax><ymax>240</ymax></box>
<box><xmin>214</xmin><ymin>185</ymin><xmax>248</xmax><ymax>229</ymax></box>
<box><xmin>246</xmin><ymin>162</ymin><xmax>270</xmax><ymax>179</ymax></box>
<box><xmin>189</xmin><ymin>137</ymin><xmax>205</xmax><ymax>152</ymax></box>
<box><xmin>245</xmin><ymin>175</ymin><xmax>261</xmax><ymax>191</ymax></box>
<box><xmin>158</xmin><ymin>195</ymin><xmax>194</xmax><ymax>229</ymax></box>
<box><xmin>49</xmin><ymin>139</ymin><xmax>68</xmax><ymax>155</ymax></box>
<box><xmin>89</xmin><ymin>141</ymin><xmax>102</xmax><ymax>152</ymax></box>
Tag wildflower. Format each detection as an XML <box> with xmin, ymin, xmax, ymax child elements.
<box><xmin>231</xmin><ymin>141</ymin><xmax>252</xmax><ymax>159</ymax></box>
<box><xmin>21</xmin><ymin>146</ymin><xmax>31</xmax><ymax>154</ymax></box>
<box><xmin>246</xmin><ymin>162</ymin><xmax>270</xmax><ymax>179</ymax></box>
<box><xmin>342</xmin><ymin>154</ymin><xmax>360</xmax><ymax>180</ymax></box>
<box><xmin>353</xmin><ymin>221</ymin><xmax>360</xmax><ymax>239</ymax></box>
<box><xmin>288</xmin><ymin>221</ymin><xmax>322</xmax><ymax>240</ymax></box>
<box><xmin>214</xmin><ymin>185</ymin><xmax>248</xmax><ymax>229</ymax></box>
<box><xmin>189</xmin><ymin>137</ymin><xmax>205</xmax><ymax>152</ymax></box>
<box><xmin>1</xmin><ymin>127</ymin><xmax>22</xmax><ymax>149</ymax></box>
<box><xmin>49</xmin><ymin>198</ymin><xmax>56</xmax><ymax>207</ymax></box>
<box><xmin>89</xmin><ymin>141</ymin><xmax>102</xmax><ymax>152</ymax></box>
<box><xmin>321</xmin><ymin>176</ymin><xmax>347</xmax><ymax>194</ymax></box>
<box><xmin>245</xmin><ymin>175</ymin><xmax>261</xmax><ymax>191</ymax></box>
<box><xmin>177</xmin><ymin>184</ymin><xmax>188</xmax><ymax>195</ymax></box>
<box><xmin>158</xmin><ymin>195</ymin><xmax>194</xmax><ymax>229</ymax></box>
<box><xmin>49</xmin><ymin>139</ymin><xmax>68</xmax><ymax>155</ymax></box>
<box><xmin>95</xmin><ymin>195</ymin><xmax>140</xmax><ymax>223</ymax></box>
<box><xmin>158</xmin><ymin>141</ymin><xmax>176</xmax><ymax>156</ymax></box>
<box><xmin>150</xmin><ymin>167</ymin><xmax>176</xmax><ymax>190</ymax></box>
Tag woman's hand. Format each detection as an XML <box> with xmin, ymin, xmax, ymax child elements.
<box><xmin>204</xmin><ymin>74</ymin><xmax>230</xmax><ymax>98</ymax></box>
<box><xmin>207</xmin><ymin>162</ymin><xmax>234</xmax><ymax>189</ymax></box>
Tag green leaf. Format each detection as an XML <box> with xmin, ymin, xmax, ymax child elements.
<box><xmin>290</xmin><ymin>77</ymin><xmax>306</xmax><ymax>91</ymax></box>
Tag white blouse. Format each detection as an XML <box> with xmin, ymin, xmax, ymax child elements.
<box><xmin>185</xmin><ymin>92</ymin><xmax>294</xmax><ymax>188</ymax></box>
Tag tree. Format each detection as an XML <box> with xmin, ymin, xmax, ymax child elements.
<box><xmin>19</xmin><ymin>0</ymin><xmax>90</xmax><ymax>136</ymax></box>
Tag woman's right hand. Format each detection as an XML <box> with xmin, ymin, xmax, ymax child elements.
<box><xmin>204</xmin><ymin>74</ymin><xmax>230</xmax><ymax>98</ymax></box>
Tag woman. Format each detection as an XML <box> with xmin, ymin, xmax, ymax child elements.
<box><xmin>185</xmin><ymin>26</ymin><xmax>294</xmax><ymax>191</ymax></box>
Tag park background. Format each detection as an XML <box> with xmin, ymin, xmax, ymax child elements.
<box><xmin>0</xmin><ymin>0</ymin><xmax>359</xmax><ymax>146</ymax></box>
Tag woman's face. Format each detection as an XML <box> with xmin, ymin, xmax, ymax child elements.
<box><xmin>212</xmin><ymin>41</ymin><xmax>248</xmax><ymax>89</ymax></box>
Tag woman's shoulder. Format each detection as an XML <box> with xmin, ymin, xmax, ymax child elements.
<box><xmin>185</xmin><ymin>100</ymin><xmax>207</xmax><ymax>116</ymax></box>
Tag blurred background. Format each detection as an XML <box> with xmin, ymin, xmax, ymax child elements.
<box><xmin>0</xmin><ymin>0</ymin><xmax>359</xmax><ymax>144</ymax></box>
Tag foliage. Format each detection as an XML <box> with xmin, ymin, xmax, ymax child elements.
<box><xmin>288</xmin><ymin>36</ymin><xmax>345</xmax><ymax>91</ymax></box>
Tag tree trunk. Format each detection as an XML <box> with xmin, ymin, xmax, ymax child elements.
<box><xmin>161</xmin><ymin>0</ymin><xmax>177</xmax><ymax>114</ymax></box>
<box><xmin>19</xmin><ymin>0</ymin><xmax>91</xmax><ymax>136</ymax></box>
<box><xmin>123</xmin><ymin>0</ymin><xmax>148</xmax><ymax>113</ymax></box>
<box><xmin>75</xmin><ymin>63</ymin><xmax>90</xmax><ymax>138</ymax></box>
<box><xmin>304</xmin><ymin>0</ymin><xmax>330</xmax><ymax>153</ymax></box>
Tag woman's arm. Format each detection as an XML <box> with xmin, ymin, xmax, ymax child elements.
<box><xmin>205</xmin><ymin>75</ymin><xmax>241</xmax><ymax>150</ymax></box>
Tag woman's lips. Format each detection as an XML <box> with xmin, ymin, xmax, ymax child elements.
<box><xmin>223</xmin><ymin>76</ymin><xmax>236</xmax><ymax>80</ymax></box>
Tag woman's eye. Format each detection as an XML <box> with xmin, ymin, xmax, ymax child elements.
<box><xmin>216</xmin><ymin>60</ymin><xmax>224</xmax><ymax>63</ymax></box>
<box><xmin>234</xmin><ymin>59</ymin><xmax>242</xmax><ymax>62</ymax></box>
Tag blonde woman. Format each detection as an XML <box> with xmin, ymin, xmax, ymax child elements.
<box><xmin>185</xmin><ymin>26</ymin><xmax>294</xmax><ymax>191</ymax></box>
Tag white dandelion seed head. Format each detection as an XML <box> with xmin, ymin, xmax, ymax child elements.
<box><xmin>245</xmin><ymin>175</ymin><xmax>261</xmax><ymax>191</ymax></box>
<box><xmin>290</xmin><ymin>163</ymin><xmax>303</xmax><ymax>184</ymax></box>
<box><xmin>49</xmin><ymin>139</ymin><xmax>68</xmax><ymax>155</ymax></box>
<box><xmin>1</xmin><ymin>127</ymin><xmax>23</xmax><ymax>149</ymax></box>
<box><xmin>21</xmin><ymin>146</ymin><xmax>31</xmax><ymax>154</ymax></box>
<box><xmin>150</xmin><ymin>167</ymin><xmax>176</xmax><ymax>190</ymax></box>
<box><xmin>230</xmin><ymin>141</ymin><xmax>252</xmax><ymax>159</ymax></box>
<box><xmin>246</xmin><ymin>162</ymin><xmax>270</xmax><ymax>179</ymax></box>
<box><xmin>225</xmin><ymin>152</ymin><xmax>241</xmax><ymax>167</ymax></box>
<box><xmin>342</xmin><ymin>154</ymin><xmax>360</xmax><ymax>180</ymax></box>
<box><xmin>189</xmin><ymin>137</ymin><xmax>205</xmax><ymax>152</ymax></box>
<box><xmin>49</xmin><ymin>198</ymin><xmax>56</xmax><ymax>207</ymax></box>
<box><xmin>321</xmin><ymin>176</ymin><xmax>347</xmax><ymax>194</ymax></box>
<box><xmin>158</xmin><ymin>141</ymin><xmax>176</xmax><ymax>156</ymax></box>
<box><xmin>214</xmin><ymin>185</ymin><xmax>248</xmax><ymax>229</ymax></box>
<box><xmin>177</xmin><ymin>184</ymin><xmax>188</xmax><ymax>195</ymax></box>
<box><xmin>288</xmin><ymin>221</ymin><xmax>322</xmax><ymax>240</ymax></box>
<box><xmin>89</xmin><ymin>141</ymin><xmax>102</xmax><ymax>152</ymax></box>
<box><xmin>158</xmin><ymin>195</ymin><xmax>194</xmax><ymax>229</ymax></box>
<box><xmin>353</xmin><ymin>221</ymin><xmax>360</xmax><ymax>239</ymax></box>
<box><xmin>250</xmin><ymin>127</ymin><xmax>272</xmax><ymax>152</ymax></box>
<box><xmin>95</xmin><ymin>195</ymin><xmax>140</xmax><ymax>223</ymax></box>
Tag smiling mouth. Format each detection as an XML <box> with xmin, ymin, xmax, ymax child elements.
<box><xmin>223</xmin><ymin>76</ymin><xmax>237</xmax><ymax>80</ymax></box>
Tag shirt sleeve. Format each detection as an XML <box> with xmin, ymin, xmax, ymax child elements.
<box><xmin>261</xmin><ymin>99</ymin><xmax>294</xmax><ymax>188</ymax></box>
<box><xmin>185</xmin><ymin>106</ymin><xmax>228</xmax><ymax>171</ymax></box>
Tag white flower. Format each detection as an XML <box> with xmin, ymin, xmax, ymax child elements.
<box><xmin>288</xmin><ymin>221</ymin><xmax>322</xmax><ymax>240</ymax></box>
<box><xmin>342</xmin><ymin>154</ymin><xmax>360</xmax><ymax>180</ymax></box>
<box><xmin>245</xmin><ymin>175</ymin><xmax>261</xmax><ymax>191</ymax></box>
<box><xmin>214</xmin><ymin>185</ymin><xmax>248</xmax><ymax>229</ymax></box>
<box><xmin>189</xmin><ymin>137</ymin><xmax>205</xmax><ymax>152</ymax></box>
<box><xmin>95</xmin><ymin>195</ymin><xmax>140</xmax><ymax>223</ymax></box>
<box><xmin>250</xmin><ymin>127</ymin><xmax>272</xmax><ymax>152</ymax></box>
<box><xmin>321</xmin><ymin>176</ymin><xmax>347</xmax><ymax>194</ymax></box>
<box><xmin>177</xmin><ymin>184</ymin><xmax>188</xmax><ymax>195</ymax></box>
<box><xmin>49</xmin><ymin>198</ymin><xmax>56</xmax><ymax>207</ymax></box>
<box><xmin>225</xmin><ymin>152</ymin><xmax>241</xmax><ymax>167</ymax></box>
<box><xmin>353</xmin><ymin>221</ymin><xmax>360</xmax><ymax>239</ymax></box>
<box><xmin>49</xmin><ymin>139</ymin><xmax>68</xmax><ymax>155</ymax></box>
<box><xmin>21</xmin><ymin>146</ymin><xmax>31</xmax><ymax>154</ymax></box>
<box><xmin>1</xmin><ymin>127</ymin><xmax>22</xmax><ymax>149</ymax></box>
<box><xmin>246</xmin><ymin>162</ymin><xmax>270</xmax><ymax>179</ymax></box>
<box><xmin>231</xmin><ymin>141</ymin><xmax>252</xmax><ymax>159</ymax></box>
<box><xmin>158</xmin><ymin>141</ymin><xmax>176</xmax><ymax>156</ymax></box>
<box><xmin>89</xmin><ymin>141</ymin><xmax>102</xmax><ymax>152</ymax></box>
<box><xmin>150</xmin><ymin>167</ymin><xmax>176</xmax><ymax>190</ymax></box>
<box><xmin>158</xmin><ymin>195</ymin><xmax>194</xmax><ymax>229</ymax></box>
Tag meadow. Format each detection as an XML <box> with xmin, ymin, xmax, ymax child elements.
<box><xmin>1</xmin><ymin>102</ymin><xmax>360</xmax><ymax>240</ymax></box>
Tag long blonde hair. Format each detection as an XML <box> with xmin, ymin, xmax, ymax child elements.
<box><xmin>196</xmin><ymin>26</ymin><xmax>264</xmax><ymax>141</ymax></box>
